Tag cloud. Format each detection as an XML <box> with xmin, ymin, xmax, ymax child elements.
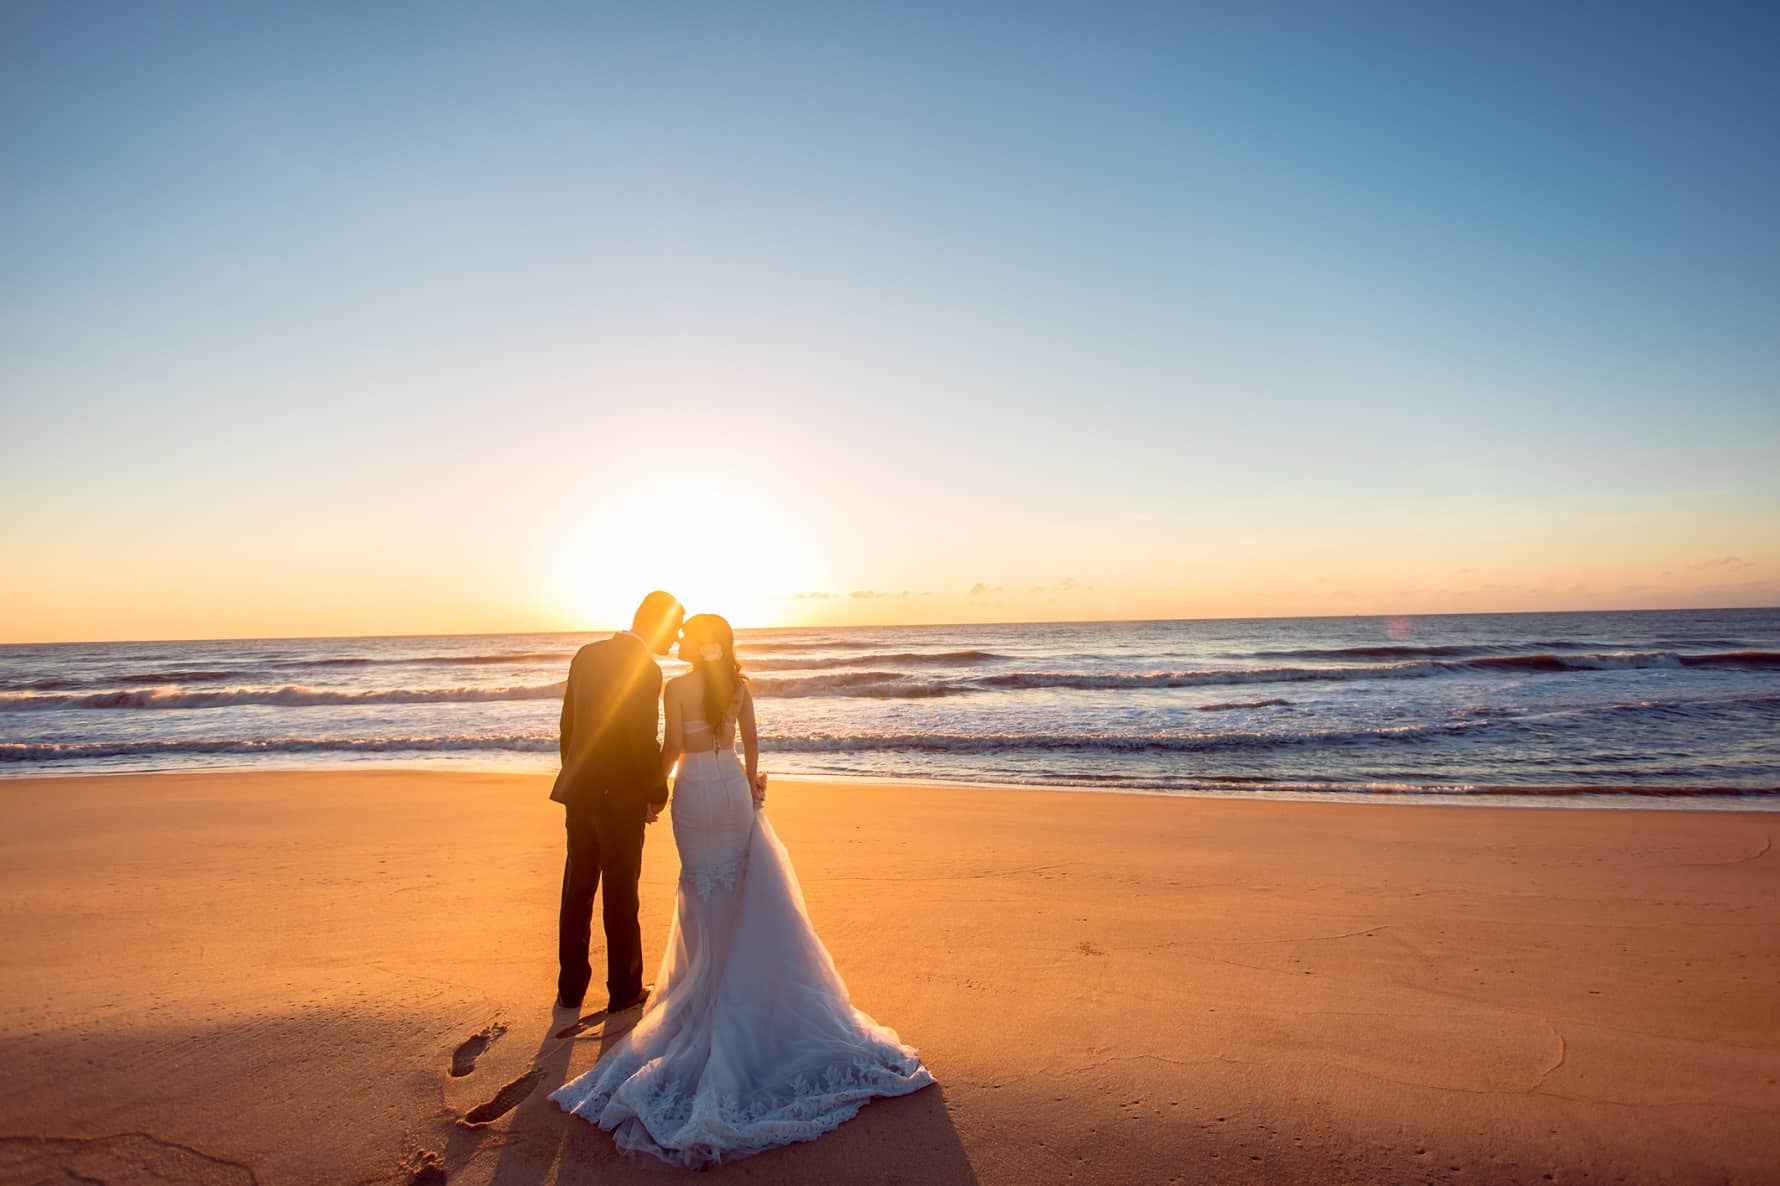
<box><xmin>1686</xmin><ymin>556</ymin><xmax>1753</xmax><ymax>572</ymax></box>
<box><xmin>1024</xmin><ymin>577</ymin><xmax>1084</xmax><ymax>594</ymax></box>
<box><xmin>779</xmin><ymin>591</ymin><xmax>838</xmax><ymax>600</ymax></box>
<box><xmin>968</xmin><ymin>583</ymin><xmax>1005</xmax><ymax>596</ymax></box>
<box><xmin>848</xmin><ymin>589</ymin><xmax>911</xmax><ymax>600</ymax></box>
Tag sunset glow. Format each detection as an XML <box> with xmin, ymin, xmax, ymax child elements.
<box><xmin>551</xmin><ymin>482</ymin><xmax>821</xmax><ymax>631</ymax></box>
<box><xmin>2</xmin><ymin>6</ymin><xmax>1775</xmax><ymax>643</ymax></box>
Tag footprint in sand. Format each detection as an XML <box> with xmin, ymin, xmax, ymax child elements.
<box><xmin>460</xmin><ymin>1069</ymin><xmax>546</xmax><ymax>1127</ymax></box>
<box><xmin>402</xmin><ymin>1148</ymin><xmax>447</xmax><ymax>1186</ymax></box>
<box><xmin>449</xmin><ymin>1021</ymin><xmax>507</xmax><ymax>1077</ymax></box>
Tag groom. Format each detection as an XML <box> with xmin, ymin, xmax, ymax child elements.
<box><xmin>551</xmin><ymin>590</ymin><xmax>684</xmax><ymax>1012</ymax></box>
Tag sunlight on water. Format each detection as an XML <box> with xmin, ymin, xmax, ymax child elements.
<box><xmin>2</xmin><ymin>609</ymin><xmax>1777</xmax><ymax>804</ymax></box>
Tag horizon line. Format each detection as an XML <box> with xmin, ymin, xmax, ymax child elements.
<box><xmin>4</xmin><ymin>602</ymin><xmax>1776</xmax><ymax>649</ymax></box>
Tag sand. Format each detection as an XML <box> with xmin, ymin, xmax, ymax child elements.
<box><xmin>0</xmin><ymin>771</ymin><xmax>1774</xmax><ymax>1185</ymax></box>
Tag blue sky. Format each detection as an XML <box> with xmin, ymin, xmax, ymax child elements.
<box><xmin>3</xmin><ymin>1</ymin><xmax>1776</xmax><ymax>639</ymax></box>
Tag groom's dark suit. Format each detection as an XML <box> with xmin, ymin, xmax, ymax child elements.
<box><xmin>552</xmin><ymin>630</ymin><xmax>668</xmax><ymax>1008</ymax></box>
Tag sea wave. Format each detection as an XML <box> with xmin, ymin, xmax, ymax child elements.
<box><xmin>1531</xmin><ymin>637</ymin><xmax>1754</xmax><ymax>651</ymax></box>
<box><xmin>0</xmin><ymin>682</ymin><xmax>567</xmax><ymax>711</ymax></box>
<box><xmin>0</xmin><ymin>652</ymin><xmax>578</xmax><ymax>692</ymax></box>
<box><xmin>0</xmin><ymin>668</ymin><xmax>262</xmax><ymax>692</ymax></box>
<box><xmin>0</xmin><ymin>734</ymin><xmax>559</xmax><ymax>761</ymax></box>
<box><xmin>736</xmin><ymin>637</ymin><xmax>883</xmax><ymax>653</ymax></box>
<box><xmin>1598</xmin><ymin>692</ymin><xmax>1780</xmax><ymax>713</ymax></box>
<box><xmin>20</xmin><ymin>703</ymin><xmax>1769</xmax><ymax>765</ymax></box>
<box><xmin>271</xmin><ymin>650</ymin><xmax>575</xmax><ymax>668</ymax></box>
<box><xmin>5</xmin><ymin>649</ymin><xmax>1772</xmax><ymax>710</ymax></box>
<box><xmin>1678</xmin><ymin>650</ymin><xmax>1780</xmax><ymax>668</ymax></box>
<box><xmin>5</xmin><ymin>735</ymin><xmax>1769</xmax><ymax>797</ymax></box>
<box><xmin>763</xmin><ymin>650</ymin><xmax>1780</xmax><ymax>697</ymax></box>
<box><xmin>745</xmin><ymin>650</ymin><xmax>1005</xmax><ymax>672</ymax></box>
<box><xmin>764</xmin><ymin>721</ymin><xmax>1504</xmax><ymax>753</ymax></box>
<box><xmin>1474</xmin><ymin>649</ymin><xmax>1780</xmax><ymax>673</ymax></box>
<box><xmin>1247</xmin><ymin>644</ymin><xmax>1496</xmax><ymax>660</ymax></box>
<box><xmin>1246</xmin><ymin>639</ymin><xmax>1762</xmax><ymax>660</ymax></box>
<box><xmin>0</xmin><ymin>675</ymin><xmax>108</xmax><ymax>692</ymax></box>
<box><xmin>0</xmin><ymin>720</ymin><xmax>1486</xmax><ymax>762</ymax></box>
<box><xmin>748</xmin><ymin>672</ymin><xmax>956</xmax><ymax>698</ymax></box>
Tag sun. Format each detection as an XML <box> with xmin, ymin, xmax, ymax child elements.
<box><xmin>551</xmin><ymin>480</ymin><xmax>816</xmax><ymax>630</ymax></box>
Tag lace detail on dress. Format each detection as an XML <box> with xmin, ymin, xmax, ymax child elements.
<box><xmin>679</xmin><ymin>854</ymin><xmax>745</xmax><ymax>899</ymax></box>
<box><xmin>556</xmin><ymin>1046</ymin><xmax>932</xmax><ymax>1168</ymax></box>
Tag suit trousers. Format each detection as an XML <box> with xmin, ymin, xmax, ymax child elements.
<box><xmin>557</xmin><ymin>797</ymin><xmax>647</xmax><ymax>1007</ymax></box>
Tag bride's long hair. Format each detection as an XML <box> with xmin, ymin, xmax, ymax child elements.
<box><xmin>681</xmin><ymin>614</ymin><xmax>747</xmax><ymax>728</ymax></box>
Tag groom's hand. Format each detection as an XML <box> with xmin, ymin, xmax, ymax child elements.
<box><xmin>752</xmin><ymin>773</ymin><xmax>768</xmax><ymax>806</ymax></box>
<box><xmin>644</xmin><ymin>803</ymin><xmax>663</xmax><ymax>824</ymax></box>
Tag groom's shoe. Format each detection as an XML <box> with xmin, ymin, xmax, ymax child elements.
<box><xmin>606</xmin><ymin>986</ymin><xmax>652</xmax><ymax>1014</ymax></box>
<box><xmin>554</xmin><ymin>992</ymin><xmax>585</xmax><ymax>1011</ymax></box>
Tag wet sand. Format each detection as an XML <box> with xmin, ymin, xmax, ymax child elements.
<box><xmin>0</xmin><ymin>771</ymin><xmax>1774</xmax><ymax>1185</ymax></box>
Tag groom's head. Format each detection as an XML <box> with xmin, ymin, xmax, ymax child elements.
<box><xmin>632</xmin><ymin>591</ymin><xmax>684</xmax><ymax>656</ymax></box>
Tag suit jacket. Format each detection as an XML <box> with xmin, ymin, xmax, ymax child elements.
<box><xmin>549</xmin><ymin>632</ymin><xmax>668</xmax><ymax>812</ymax></box>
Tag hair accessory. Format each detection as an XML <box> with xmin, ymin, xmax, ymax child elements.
<box><xmin>698</xmin><ymin>642</ymin><xmax>725</xmax><ymax>662</ymax></box>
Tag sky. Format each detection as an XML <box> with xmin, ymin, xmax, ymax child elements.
<box><xmin>3</xmin><ymin>1</ymin><xmax>1777</xmax><ymax>642</ymax></box>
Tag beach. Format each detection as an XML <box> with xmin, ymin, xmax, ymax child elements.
<box><xmin>0</xmin><ymin>771</ymin><xmax>1774</xmax><ymax>1185</ymax></box>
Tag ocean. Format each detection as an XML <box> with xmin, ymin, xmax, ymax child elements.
<box><xmin>3</xmin><ymin>609</ymin><xmax>1778</xmax><ymax>805</ymax></box>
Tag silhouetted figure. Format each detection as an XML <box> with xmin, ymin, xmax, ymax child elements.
<box><xmin>552</xmin><ymin>612</ymin><xmax>933</xmax><ymax>1167</ymax></box>
<box><xmin>552</xmin><ymin>590</ymin><xmax>683</xmax><ymax>1011</ymax></box>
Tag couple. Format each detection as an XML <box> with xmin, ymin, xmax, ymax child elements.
<box><xmin>547</xmin><ymin>591</ymin><xmax>933</xmax><ymax>1167</ymax></box>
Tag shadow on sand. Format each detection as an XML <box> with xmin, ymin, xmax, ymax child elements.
<box><xmin>445</xmin><ymin>1007</ymin><xmax>977</xmax><ymax>1185</ymax></box>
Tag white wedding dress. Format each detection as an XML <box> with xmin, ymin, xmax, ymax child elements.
<box><xmin>550</xmin><ymin>703</ymin><xmax>934</xmax><ymax>1167</ymax></box>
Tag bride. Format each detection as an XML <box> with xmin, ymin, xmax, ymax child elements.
<box><xmin>550</xmin><ymin>613</ymin><xmax>934</xmax><ymax>1166</ymax></box>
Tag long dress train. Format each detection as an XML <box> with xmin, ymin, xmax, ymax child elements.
<box><xmin>550</xmin><ymin>734</ymin><xmax>933</xmax><ymax>1167</ymax></box>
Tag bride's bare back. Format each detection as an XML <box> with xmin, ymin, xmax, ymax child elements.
<box><xmin>663</xmin><ymin>673</ymin><xmax>760</xmax><ymax>791</ymax></box>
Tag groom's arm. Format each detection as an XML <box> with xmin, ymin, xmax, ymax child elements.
<box><xmin>558</xmin><ymin>654</ymin><xmax>577</xmax><ymax>764</ymax></box>
<box><xmin>634</xmin><ymin>664</ymin><xmax>668</xmax><ymax>809</ymax></box>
